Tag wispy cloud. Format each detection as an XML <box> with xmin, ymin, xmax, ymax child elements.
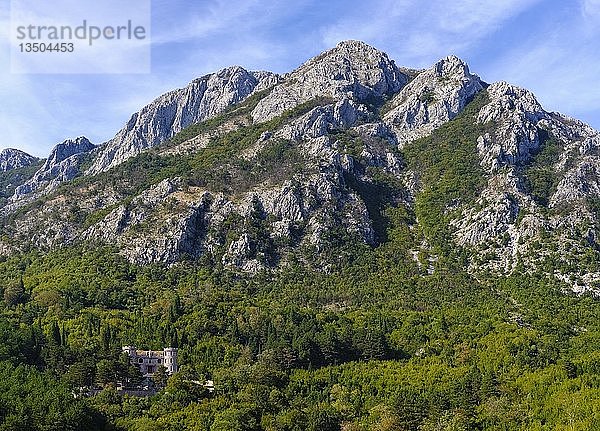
<box><xmin>492</xmin><ymin>43</ymin><xmax>600</xmax><ymax>112</ymax></box>
<box><xmin>582</xmin><ymin>0</ymin><xmax>600</xmax><ymax>18</ymax></box>
<box><xmin>1</xmin><ymin>0</ymin><xmax>600</xmax><ymax>157</ymax></box>
<box><xmin>151</xmin><ymin>0</ymin><xmax>263</xmax><ymax>45</ymax></box>
<box><xmin>321</xmin><ymin>0</ymin><xmax>543</xmax><ymax>66</ymax></box>
<box><xmin>480</xmin><ymin>0</ymin><xmax>600</xmax><ymax>127</ymax></box>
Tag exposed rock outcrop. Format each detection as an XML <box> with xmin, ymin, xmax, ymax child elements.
<box><xmin>251</xmin><ymin>40</ymin><xmax>408</xmax><ymax>123</ymax></box>
<box><xmin>0</xmin><ymin>41</ymin><xmax>598</xmax><ymax>289</ymax></box>
<box><xmin>10</xmin><ymin>136</ymin><xmax>95</xmax><ymax>202</ymax></box>
<box><xmin>451</xmin><ymin>80</ymin><xmax>600</xmax><ymax>287</ymax></box>
<box><xmin>0</xmin><ymin>148</ymin><xmax>38</xmax><ymax>172</ymax></box>
<box><xmin>79</xmin><ymin>170</ymin><xmax>375</xmax><ymax>271</ymax></box>
<box><xmin>383</xmin><ymin>55</ymin><xmax>484</xmax><ymax>147</ymax></box>
<box><xmin>476</xmin><ymin>82</ymin><xmax>549</xmax><ymax>171</ymax></box>
<box><xmin>87</xmin><ymin>67</ymin><xmax>280</xmax><ymax>175</ymax></box>
<box><xmin>551</xmin><ymin>156</ymin><xmax>600</xmax><ymax>206</ymax></box>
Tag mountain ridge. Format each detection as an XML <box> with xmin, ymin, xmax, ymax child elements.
<box><xmin>1</xmin><ymin>40</ymin><xmax>598</xmax><ymax>293</ymax></box>
<box><xmin>0</xmin><ymin>148</ymin><xmax>38</xmax><ymax>172</ymax></box>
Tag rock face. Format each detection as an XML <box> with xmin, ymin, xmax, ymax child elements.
<box><xmin>476</xmin><ymin>82</ymin><xmax>549</xmax><ymax>171</ymax></box>
<box><xmin>0</xmin><ymin>149</ymin><xmax>38</xmax><ymax>172</ymax></box>
<box><xmin>77</xmin><ymin>95</ymin><xmax>404</xmax><ymax>270</ymax></box>
<box><xmin>81</xmin><ymin>171</ymin><xmax>378</xmax><ymax>271</ymax></box>
<box><xmin>383</xmin><ymin>55</ymin><xmax>484</xmax><ymax>147</ymax></box>
<box><xmin>552</xmin><ymin>154</ymin><xmax>600</xmax><ymax>206</ymax></box>
<box><xmin>251</xmin><ymin>40</ymin><xmax>408</xmax><ymax>123</ymax></box>
<box><xmin>87</xmin><ymin>67</ymin><xmax>280</xmax><ymax>175</ymax></box>
<box><xmin>449</xmin><ymin>79</ymin><xmax>600</xmax><ymax>292</ymax></box>
<box><xmin>10</xmin><ymin>136</ymin><xmax>95</xmax><ymax>202</ymax></box>
<box><xmin>275</xmin><ymin>98</ymin><xmax>371</xmax><ymax>143</ymax></box>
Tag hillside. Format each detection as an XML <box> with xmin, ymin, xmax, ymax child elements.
<box><xmin>0</xmin><ymin>41</ymin><xmax>599</xmax><ymax>430</ymax></box>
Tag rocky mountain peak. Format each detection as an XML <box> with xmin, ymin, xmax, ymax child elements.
<box><xmin>475</xmin><ymin>82</ymin><xmax>553</xmax><ymax>171</ymax></box>
<box><xmin>42</xmin><ymin>136</ymin><xmax>95</xmax><ymax>171</ymax></box>
<box><xmin>0</xmin><ymin>148</ymin><xmax>38</xmax><ymax>172</ymax></box>
<box><xmin>383</xmin><ymin>54</ymin><xmax>484</xmax><ymax>146</ymax></box>
<box><xmin>432</xmin><ymin>55</ymin><xmax>471</xmax><ymax>77</ymax></box>
<box><xmin>317</xmin><ymin>39</ymin><xmax>398</xmax><ymax>71</ymax></box>
<box><xmin>86</xmin><ymin>66</ymin><xmax>280</xmax><ymax>175</ymax></box>
<box><xmin>8</xmin><ymin>136</ymin><xmax>95</xmax><ymax>204</ymax></box>
<box><xmin>251</xmin><ymin>40</ymin><xmax>408</xmax><ymax>123</ymax></box>
<box><xmin>332</xmin><ymin>39</ymin><xmax>376</xmax><ymax>51</ymax></box>
<box><xmin>2</xmin><ymin>41</ymin><xmax>599</xmax><ymax>291</ymax></box>
<box><xmin>478</xmin><ymin>81</ymin><xmax>546</xmax><ymax>124</ymax></box>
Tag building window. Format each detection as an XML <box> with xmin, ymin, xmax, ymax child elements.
<box><xmin>138</xmin><ymin>358</ymin><xmax>143</xmax><ymax>363</ymax></box>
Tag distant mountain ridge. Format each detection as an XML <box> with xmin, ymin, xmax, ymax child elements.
<box><xmin>1</xmin><ymin>40</ymin><xmax>598</xmax><ymax>293</ymax></box>
<box><xmin>0</xmin><ymin>148</ymin><xmax>38</xmax><ymax>172</ymax></box>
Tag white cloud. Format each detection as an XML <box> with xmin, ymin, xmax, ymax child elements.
<box><xmin>435</xmin><ymin>0</ymin><xmax>540</xmax><ymax>33</ymax></box>
<box><xmin>151</xmin><ymin>0</ymin><xmax>261</xmax><ymax>45</ymax></box>
<box><xmin>0</xmin><ymin>76</ymin><xmax>60</xmax><ymax>156</ymax></box>
<box><xmin>151</xmin><ymin>0</ymin><xmax>310</xmax><ymax>46</ymax></box>
<box><xmin>582</xmin><ymin>0</ymin><xmax>600</xmax><ymax>18</ymax></box>
<box><xmin>480</xmin><ymin>5</ymin><xmax>600</xmax><ymax>127</ymax></box>
<box><xmin>321</xmin><ymin>0</ymin><xmax>543</xmax><ymax>66</ymax></box>
<box><xmin>492</xmin><ymin>46</ymin><xmax>600</xmax><ymax>115</ymax></box>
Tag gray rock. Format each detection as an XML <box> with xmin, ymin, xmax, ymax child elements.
<box><xmin>276</xmin><ymin>98</ymin><xmax>370</xmax><ymax>142</ymax></box>
<box><xmin>383</xmin><ymin>55</ymin><xmax>483</xmax><ymax>147</ymax></box>
<box><xmin>10</xmin><ymin>136</ymin><xmax>94</xmax><ymax>202</ymax></box>
<box><xmin>0</xmin><ymin>148</ymin><xmax>38</xmax><ymax>171</ymax></box>
<box><xmin>476</xmin><ymin>82</ymin><xmax>549</xmax><ymax>171</ymax></box>
<box><xmin>551</xmin><ymin>158</ymin><xmax>600</xmax><ymax>206</ymax></box>
<box><xmin>42</xmin><ymin>136</ymin><xmax>95</xmax><ymax>170</ymax></box>
<box><xmin>449</xmin><ymin>78</ymin><xmax>600</xmax><ymax>287</ymax></box>
<box><xmin>251</xmin><ymin>40</ymin><xmax>407</xmax><ymax>123</ymax></box>
<box><xmin>87</xmin><ymin>66</ymin><xmax>280</xmax><ymax>175</ymax></box>
<box><xmin>1</xmin><ymin>40</ymin><xmax>599</xmax><ymax>286</ymax></box>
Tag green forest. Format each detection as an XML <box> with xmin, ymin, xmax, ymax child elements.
<box><xmin>1</xmin><ymin>88</ymin><xmax>600</xmax><ymax>430</ymax></box>
<box><xmin>1</xmin><ymin>216</ymin><xmax>599</xmax><ymax>430</ymax></box>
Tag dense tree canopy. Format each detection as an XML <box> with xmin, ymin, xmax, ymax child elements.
<box><xmin>0</xmin><ymin>224</ymin><xmax>598</xmax><ymax>430</ymax></box>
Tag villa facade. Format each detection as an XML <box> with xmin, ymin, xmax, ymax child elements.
<box><xmin>122</xmin><ymin>346</ymin><xmax>178</xmax><ymax>376</ymax></box>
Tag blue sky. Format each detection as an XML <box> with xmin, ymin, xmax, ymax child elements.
<box><xmin>1</xmin><ymin>0</ymin><xmax>599</xmax><ymax>157</ymax></box>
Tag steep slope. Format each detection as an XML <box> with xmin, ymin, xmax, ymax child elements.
<box><xmin>3</xmin><ymin>41</ymin><xmax>600</xmax><ymax>431</ymax></box>
<box><xmin>0</xmin><ymin>148</ymin><xmax>38</xmax><ymax>172</ymax></box>
<box><xmin>0</xmin><ymin>41</ymin><xmax>598</xmax><ymax>291</ymax></box>
<box><xmin>251</xmin><ymin>40</ymin><xmax>408</xmax><ymax>122</ymax></box>
<box><xmin>0</xmin><ymin>149</ymin><xmax>42</xmax><ymax>207</ymax></box>
<box><xmin>419</xmin><ymin>81</ymin><xmax>600</xmax><ymax>289</ymax></box>
<box><xmin>383</xmin><ymin>55</ymin><xmax>484</xmax><ymax>146</ymax></box>
<box><xmin>87</xmin><ymin>67</ymin><xmax>280</xmax><ymax>175</ymax></box>
<box><xmin>8</xmin><ymin>136</ymin><xmax>95</xmax><ymax>206</ymax></box>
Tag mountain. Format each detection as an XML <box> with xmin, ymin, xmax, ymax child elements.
<box><xmin>251</xmin><ymin>40</ymin><xmax>407</xmax><ymax>122</ymax></box>
<box><xmin>0</xmin><ymin>148</ymin><xmax>38</xmax><ymax>172</ymax></box>
<box><xmin>1</xmin><ymin>40</ymin><xmax>599</xmax><ymax>291</ymax></box>
<box><xmin>0</xmin><ymin>148</ymin><xmax>42</xmax><ymax>208</ymax></box>
<box><xmin>6</xmin><ymin>136</ymin><xmax>95</xmax><ymax>208</ymax></box>
<box><xmin>383</xmin><ymin>55</ymin><xmax>483</xmax><ymax>146</ymax></box>
<box><xmin>2</xmin><ymin>40</ymin><xmax>600</xmax><ymax>430</ymax></box>
<box><xmin>86</xmin><ymin>67</ymin><xmax>280</xmax><ymax>175</ymax></box>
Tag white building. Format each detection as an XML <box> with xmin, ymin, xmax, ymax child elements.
<box><xmin>122</xmin><ymin>346</ymin><xmax>178</xmax><ymax>376</ymax></box>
